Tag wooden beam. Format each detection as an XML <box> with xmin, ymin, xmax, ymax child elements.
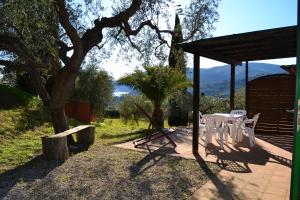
<box><xmin>179</xmin><ymin>43</ymin><xmax>242</xmax><ymax>65</ymax></box>
<box><xmin>230</xmin><ymin>64</ymin><xmax>235</xmax><ymax>111</ymax></box>
<box><xmin>245</xmin><ymin>61</ymin><xmax>249</xmax><ymax>117</ymax></box>
<box><xmin>192</xmin><ymin>54</ymin><xmax>200</xmax><ymax>154</ymax></box>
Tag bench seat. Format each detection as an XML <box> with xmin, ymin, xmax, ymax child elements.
<box><xmin>41</xmin><ymin>125</ymin><xmax>95</xmax><ymax>160</ymax></box>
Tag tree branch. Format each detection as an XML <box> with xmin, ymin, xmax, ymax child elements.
<box><xmin>0</xmin><ymin>35</ymin><xmax>31</xmax><ymax>63</ymax></box>
<box><xmin>122</xmin><ymin>20</ymin><xmax>172</xmax><ymax>48</ymax></box>
<box><xmin>55</xmin><ymin>0</ymin><xmax>81</xmax><ymax>47</ymax></box>
<box><xmin>81</xmin><ymin>0</ymin><xmax>142</xmax><ymax>53</ymax></box>
<box><xmin>57</xmin><ymin>40</ymin><xmax>72</xmax><ymax>65</ymax></box>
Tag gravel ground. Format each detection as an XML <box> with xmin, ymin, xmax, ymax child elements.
<box><xmin>0</xmin><ymin>145</ymin><xmax>220</xmax><ymax>200</ymax></box>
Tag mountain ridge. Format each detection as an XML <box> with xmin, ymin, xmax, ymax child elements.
<box><xmin>114</xmin><ymin>62</ymin><xmax>287</xmax><ymax>96</ymax></box>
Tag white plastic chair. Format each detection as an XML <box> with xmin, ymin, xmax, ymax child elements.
<box><xmin>199</xmin><ymin>112</ymin><xmax>206</xmax><ymax>138</ymax></box>
<box><xmin>230</xmin><ymin>110</ymin><xmax>247</xmax><ymax>116</ymax></box>
<box><xmin>214</xmin><ymin>116</ymin><xmax>229</xmax><ymax>149</ymax></box>
<box><xmin>241</xmin><ymin>113</ymin><xmax>260</xmax><ymax>147</ymax></box>
<box><xmin>202</xmin><ymin>115</ymin><xmax>217</xmax><ymax>146</ymax></box>
<box><xmin>230</xmin><ymin>118</ymin><xmax>244</xmax><ymax>145</ymax></box>
<box><xmin>202</xmin><ymin>115</ymin><xmax>228</xmax><ymax>149</ymax></box>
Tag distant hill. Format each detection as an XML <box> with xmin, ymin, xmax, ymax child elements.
<box><xmin>114</xmin><ymin>62</ymin><xmax>287</xmax><ymax>96</ymax></box>
<box><xmin>188</xmin><ymin>62</ymin><xmax>287</xmax><ymax>96</ymax></box>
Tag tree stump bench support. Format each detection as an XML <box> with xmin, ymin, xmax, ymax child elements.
<box><xmin>41</xmin><ymin>125</ymin><xmax>95</xmax><ymax>160</ymax></box>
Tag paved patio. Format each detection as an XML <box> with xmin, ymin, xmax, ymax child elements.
<box><xmin>115</xmin><ymin>128</ymin><xmax>292</xmax><ymax>200</ymax></box>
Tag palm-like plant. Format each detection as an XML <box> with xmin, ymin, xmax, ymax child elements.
<box><xmin>118</xmin><ymin>65</ymin><xmax>191</xmax><ymax>130</ymax></box>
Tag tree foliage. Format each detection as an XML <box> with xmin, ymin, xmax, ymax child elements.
<box><xmin>118</xmin><ymin>65</ymin><xmax>191</xmax><ymax>129</ymax></box>
<box><xmin>118</xmin><ymin>95</ymin><xmax>153</xmax><ymax>126</ymax></box>
<box><xmin>71</xmin><ymin>64</ymin><xmax>113</xmax><ymax>120</ymax></box>
<box><xmin>168</xmin><ymin>14</ymin><xmax>186</xmax><ymax>73</ymax></box>
<box><xmin>0</xmin><ymin>0</ymin><xmax>220</xmax><ymax>134</ymax></box>
<box><xmin>199</xmin><ymin>87</ymin><xmax>246</xmax><ymax>114</ymax></box>
<box><xmin>234</xmin><ymin>87</ymin><xmax>245</xmax><ymax>110</ymax></box>
<box><xmin>118</xmin><ymin>66</ymin><xmax>191</xmax><ymax>108</ymax></box>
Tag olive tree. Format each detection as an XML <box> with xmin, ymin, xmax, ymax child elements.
<box><xmin>0</xmin><ymin>0</ymin><xmax>220</xmax><ymax>144</ymax></box>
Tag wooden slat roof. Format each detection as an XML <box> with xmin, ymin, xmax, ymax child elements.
<box><xmin>178</xmin><ymin>26</ymin><xmax>297</xmax><ymax>64</ymax></box>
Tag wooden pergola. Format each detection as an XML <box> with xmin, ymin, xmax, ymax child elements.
<box><xmin>178</xmin><ymin>25</ymin><xmax>297</xmax><ymax>154</ymax></box>
<box><xmin>179</xmin><ymin>24</ymin><xmax>300</xmax><ymax>199</ymax></box>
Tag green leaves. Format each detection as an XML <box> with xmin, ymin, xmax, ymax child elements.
<box><xmin>1</xmin><ymin>0</ymin><xmax>58</xmax><ymax>65</ymax></box>
<box><xmin>71</xmin><ymin>64</ymin><xmax>114</xmax><ymax>120</ymax></box>
<box><xmin>118</xmin><ymin>65</ymin><xmax>191</xmax><ymax>108</ymax></box>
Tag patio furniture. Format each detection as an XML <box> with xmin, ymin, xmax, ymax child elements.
<box><xmin>199</xmin><ymin>112</ymin><xmax>206</xmax><ymax>137</ymax></box>
<box><xmin>132</xmin><ymin>103</ymin><xmax>176</xmax><ymax>148</ymax></box>
<box><xmin>202</xmin><ymin>114</ymin><xmax>229</xmax><ymax>149</ymax></box>
<box><xmin>41</xmin><ymin>125</ymin><xmax>95</xmax><ymax>160</ymax></box>
<box><xmin>230</xmin><ymin>118</ymin><xmax>244</xmax><ymax>145</ymax></box>
<box><xmin>212</xmin><ymin>113</ymin><xmax>244</xmax><ymax>146</ymax></box>
<box><xmin>241</xmin><ymin>113</ymin><xmax>260</xmax><ymax>147</ymax></box>
<box><xmin>230</xmin><ymin>109</ymin><xmax>247</xmax><ymax>116</ymax></box>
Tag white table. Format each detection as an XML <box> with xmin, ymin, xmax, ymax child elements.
<box><xmin>212</xmin><ymin>113</ymin><xmax>244</xmax><ymax>120</ymax></box>
<box><xmin>212</xmin><ymin>113</ymin><xmax>245</xmax><ymax>145</ymax></box>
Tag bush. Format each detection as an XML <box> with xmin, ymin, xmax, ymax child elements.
<box><xmin>200</xmin><ymin>96</ymin><xmax>229</xmax><ymax>114</ymax></box>
<box><xmin>168</xmin><ymin>91</ymin><xmax>192</xmax><ymax>126</ymax></box>
<box><xmin>118</xmin><ymin>95</ymin><xmax>153</xmax><ymax>126</ymax></box>
<box><xmin>235</xmin><ymin>87</ymin><xmax>245</xmax><ymax>110</ymax></box>
<box><xmin>71</xmin><ymin>64</ymin><xmax>114</xmax><ymax>121</ymax></box>
<box><xmin>104</xmin><ymin>109</ymin><xmax>120</xmax><ymax>118</ymax></box>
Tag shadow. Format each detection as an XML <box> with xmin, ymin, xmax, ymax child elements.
<box><xmin>193</xmin><ymin>153</ymin><xmax>237</xmax><ymax>200</ymax></box>
<box><xmin>130</xmin><ymin>142</ymin><xmax>181</xmax><ymax>177</ymax></box>
<box><xmin>129</xmin><ymin>148</ymin><xmax>166</xmax><ymax>178</ymax></box>
<box><xmin>0</xmin><ymin>155</ymin><xmax>63</xmax><ymax>198</ymax></box>
<box><xmin>68</xmin><ymin>143</ymin><xmax>92</xmax><ymax>155</ymax></box>
<box><xmin>269</xmin><ymin>154</ymin><xmax>292</xmax><ymax>168</ymax></box>
<box><xmin>100</xmin><ymin>129</ymin><xmax>148</xmax><ymax>139</ymax></box>
<box><xmin>256</xmin><ymin>133</ymin><xmax>293</xmax><ymax>153</ymax></box>
<box><xmin>105</xmin><ymin>129</ymin><xmax>148</xmax><ymax>145</ymax></box>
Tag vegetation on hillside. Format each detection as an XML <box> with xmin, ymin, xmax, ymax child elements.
<box><xmin>0</xmin><ymin>84</ymin><xmax>33</xmax><ymax>106</ymax></box>
<box><xmin>0</xmin><ymin>100</ymin><xmax>148</xmax><ymax>172</ymax></box>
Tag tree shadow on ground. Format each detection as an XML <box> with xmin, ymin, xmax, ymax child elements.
<box><xmin>128</xmin><ymin>146</ymin><xmax>219</xmax><ymax>199</ymax></box>
<box><xmin>0</xmin><ymin>155</ymin><xmax>63</xmax><ymax>198</ymax></box>
<box><xmin>129</xmin><ymin>145</ymin><xmax>167</xmax><ymax>178</ymax></box>
<box><xmin>100</xmin><ymin>130</ymin><xmax>148</xmax><ymax>139</ymax></box>
<box><xmin>103</xmin><ymin>129</ymin><xmax>148</xmax><ymax>145</ymax></box>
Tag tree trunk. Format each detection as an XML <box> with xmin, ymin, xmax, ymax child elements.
<box><xmin>133</xmin><ymin>114</ymin><xmax>139</xmax><ymax>126</ymax></box>
<box><xmin>50</xmin><ymin>107</ymin><xmax>76</xmax><ymax>145</ymax></box>
<box><xmin>151</xmin><ymin>106</ymin><xmax>164</xmax><ymax>130</ymax></box>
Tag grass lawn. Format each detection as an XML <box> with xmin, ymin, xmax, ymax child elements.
<box><xmin>0</xmin><ymin>105</ymin><xmax>149</xmax><ymax>172</ymax></box>
<box><xmin>0</xmin><ymin>104</ymin><xmax>221</xmax><ymax>199</ymax></box>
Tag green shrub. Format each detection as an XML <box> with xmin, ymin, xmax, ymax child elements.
<box><xmin>200</xmin><ymin>96</ymin><xmax>230</xmax><ymax>114</ymax></box>
<box><xmin>168</xmin><ymin>91</ymin><xmax>192</xmax><ymax>126</ymax></box>
<box><xmin>104</xmin><ymin>109</ymin><xmax>120</xmax><ymax>118</ymax></box>
<box><xmin>235</xmin><ymin>87</ymin><xmax>245</xmax><ymax>110</ymax></box>
<box><xmin>71</xmin><ymin>64</ymin><xmax>114</xmax><ymax>121</ymax></box>
<box><xmin>118</xmin><ymin>95</ymin><xmax>153</xmax><ymax>126</ymax></box>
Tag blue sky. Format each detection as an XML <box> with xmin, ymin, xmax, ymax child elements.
<box><xmin>102</xmin><ymin>0</ymin><xmax>298</xmax><ymax>79</ymax></box>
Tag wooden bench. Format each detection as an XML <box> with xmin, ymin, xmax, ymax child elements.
<box><xmin>41</xmin><ymin>125</ymin><xmax>95</xmax><ymax>160</ymax></box>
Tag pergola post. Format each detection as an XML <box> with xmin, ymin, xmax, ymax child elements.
<box><xmin>192</xmin><ymin>54</ymin><xmax>200</xmax><ymax>154</ymax></box>
<box><xmin>230</xmin><ymin>64</ymin><xmax>235</xmax><ymax>111</ymax></box>
<box><xmin>245</xmin><ymin>61</ymin><xmax>249</xmax><ymax>116</ymax></box>
<box><xmin>291</xmin><ymin>1</ymin><xmax>300</xmax><ymax>198</ymax></box>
